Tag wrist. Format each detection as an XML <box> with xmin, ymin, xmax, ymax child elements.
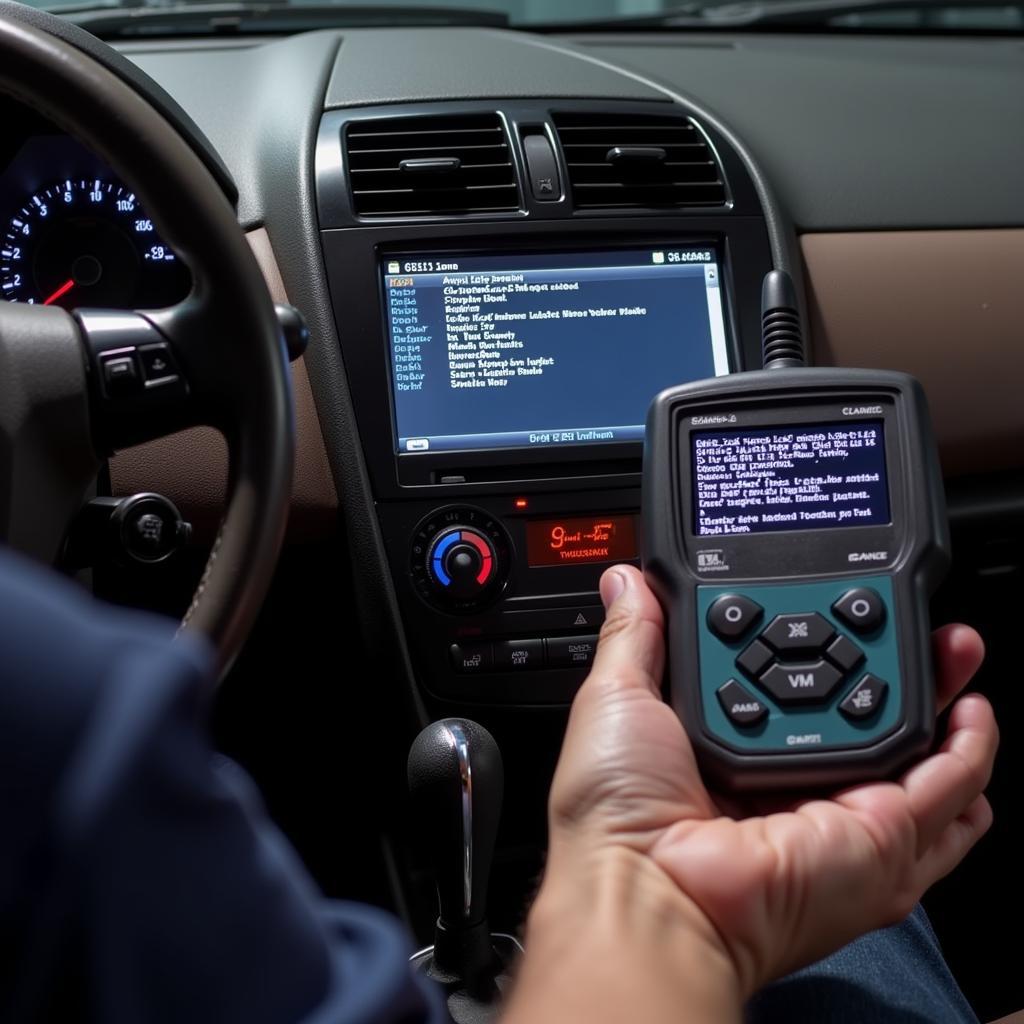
<box><xmin>503</xmin><ymin>843</ymin><xmax>742</xmax><ymax>1024</ymax></box>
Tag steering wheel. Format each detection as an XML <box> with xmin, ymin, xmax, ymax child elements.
<box><xmin>0</xmin><ymin>14</ymin><xmax>294</xmax><ymax>675</ymax></box>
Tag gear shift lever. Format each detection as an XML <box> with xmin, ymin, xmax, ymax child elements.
<box><xmin>408</xmin><ymin>718</ymin><xmax>519</xmax><ymax>1022</ymax></box>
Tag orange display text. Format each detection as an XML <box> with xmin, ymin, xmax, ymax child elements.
<box><xmin>526</xmin><ymin>515</ymin><xmax>638</xmax><ymax>568</ymax></box>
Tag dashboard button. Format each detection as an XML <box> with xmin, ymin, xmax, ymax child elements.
<box><xmin>523</xmin><ymin>133</ymin><xmax>561</xmax><ymax>201</ymax></box>
<box><xmin>832</xmin><ymin>588</ymin><xmax>886</xmax><ymax>633</ymax></box>
<box><xmin>839</xmin><ymin>674</ymin><xmax>889</xmax><ymax>719</ymax></box>
<box><xmin>499</xmin><ymin>606</ymin><xmax>605</xmax><ymax>634</ymax></box>
<box><xmin>759</xmin><ymin>660</ymin><xmax>843</xmax><ymax>704</ymax></box>
<box><xmin>449</xmin><ymin>642</ymin><xmax>492</xmax><ymax>674</ymax></box>
<box><xmin>547</xmin><ymin>635</ymin><xmax>598</xmax><ymax>669</ymax></box>
<box><xmin>707</xmin><ymin>594</ymin><xmax>764</xmax><ymax>641</ymax></box>
<box><xmin>761</xmin><ymin>612</ymin><xmax>834</xmax><ymax>654</ymax></box>
<box><xmin>494</xmin><ymin>639</ymin><xmax>544</xmax><ymax>671</ymax></box>
<box><xmin>716</xmin><ymin>679</ymin><xmax>769</xmax><ymax>727</ymax></box>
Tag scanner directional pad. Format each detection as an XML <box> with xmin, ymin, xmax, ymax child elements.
<box><xmin>752</xmin><ymin>612</ymin><xmax>846</xmax><ymax>705</ymax></box>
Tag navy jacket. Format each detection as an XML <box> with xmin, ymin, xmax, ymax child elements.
<box><xmin>0</xmin><ymin>550</ymin><xmax>443</xmax><ymax>1023</ymax></box>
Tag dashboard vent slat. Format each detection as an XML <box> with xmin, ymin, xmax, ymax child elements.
<box><xmin>553</xmin><ymin>112</ymin><xmax>727</xmax><ymax>211</ymax></box>
<box><xmin>346</xmin><ymin>113</ymin><xmax>520</xmax><ymax>217</ymax></box>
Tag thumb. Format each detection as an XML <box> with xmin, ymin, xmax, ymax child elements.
<box><xmin>587</xmin><ymin>565</ymin><xmax>667</xmax><ymax>698</ymax></box>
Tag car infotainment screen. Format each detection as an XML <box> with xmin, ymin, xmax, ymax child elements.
<box><xmin>381</xmin><ymin>246</ymin><xmax>730</xmax><ymax>454</ymax></box>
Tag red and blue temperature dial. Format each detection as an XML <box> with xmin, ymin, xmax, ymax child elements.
<box><xmin>410</xmin><ymin>507</ymin><xmax>510</xmax><ymax>612</ymax></box>
<box><xmin>430</xmin><ymin>528</ymin><xmax>495</xmax><ymax>589</ymax></box>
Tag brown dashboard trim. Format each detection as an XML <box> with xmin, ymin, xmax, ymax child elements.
<box><xmin>108</xmin><ymin>227</ymin><xmax>338</xmax><ymax>539</ymax></box>
<box><xmin>803</xmin><ymin>229</ymin><xmax>1024</xmax><ymax>478</ymax></box>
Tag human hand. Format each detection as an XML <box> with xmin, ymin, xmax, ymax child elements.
<box><xmin>538</xmin><ymin>563</ymin><xmax>997</xmax><ymax>1001</ymax></box>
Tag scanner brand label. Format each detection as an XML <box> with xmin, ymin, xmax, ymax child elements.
<box><xmin>786</xmin><ymin>733</ymin><xmax>823</xmax><ymax>746</ymax></box>
<box><xmin>696</xmin><ymin>549</ymin><xmax>730</xmax><ymax>572</ymax></box>
<box><xmin>691</xmin><ymin>414</ymin><xmax>737</xmax><ymax>425</ymax></box>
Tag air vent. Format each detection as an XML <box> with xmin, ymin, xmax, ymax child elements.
<box><xmin>345</xmin><ymin>113</ymin><xmax>520</xmax><ymax>217</ymax></box>
<box><xmin>553</xmin><ymin>112</ymin><xmax>727</xmax><ymax>210</ymax></box>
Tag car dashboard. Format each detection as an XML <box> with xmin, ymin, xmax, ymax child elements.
<box><xmin>1</xmin><ymin>19</ymin><xmax>1022</xmax><ymax>1020</ymax></box>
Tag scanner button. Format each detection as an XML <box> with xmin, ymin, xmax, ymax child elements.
<box><xmin>761</xmin><ymin>613</ymin><xmax>835</xmax><ymax>654</ymax></box>
<box><xmin>716</xmin><ymin>679</ymin><xmax>769</xmax><ymax>727</ymax></box>
<box><xmin>832</xmin><ymin>588</ymin><xmax>886</xmax><ymax>634</ymax></box>
<box><xmin>736</xmin><ymin>639</ymin><xmax>773</xmax><ymax>679</ymax></box>
<box><xmin>707</xmin><ymin>594</ymin><xmax>764</xmax><ymax>641</ymax></box>
<box><xmin>759</xmin><ymin>660</ymin><xmax>843</xmax><ymax>704</ymax></box>
<box><xmin>825</xmin><ymin>634</ymin><xmax>866</xmax><ymax>673</ymax></box>
<box><xmin>839</xmin><ymin>674</ymin><xmax>889</xmax><ymax>719</ymax></box>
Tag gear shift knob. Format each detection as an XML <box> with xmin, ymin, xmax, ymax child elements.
<box><xmin>408</xmin><ymin>718</ymin><xmax>504</xmax><ymax>998</ymax></box>
<box><xmin>408</xmin><ymin>718</ymin><xmax>503</xmax><ymax>930</ymax></box>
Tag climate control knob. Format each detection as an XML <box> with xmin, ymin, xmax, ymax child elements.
<box><xmin>429</xmin><ymin>527</ymin><xmax>496</xmax><ymax>599</ymax></box>
<box><xmin>410</xmin><ymin>506</ymin><xmax>511</xmax><ymax>612</ymax></box>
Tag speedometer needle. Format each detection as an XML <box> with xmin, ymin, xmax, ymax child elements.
<box><xmin>42</xmin><ymin>279</ymin><xmax>75</xmax><ymax>306</ymax></box>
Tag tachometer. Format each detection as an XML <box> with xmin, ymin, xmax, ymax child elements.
<box><xmin>0</xmin><ymin>176</ymin><xmax>190</xmax><ymax>309</ymax></box>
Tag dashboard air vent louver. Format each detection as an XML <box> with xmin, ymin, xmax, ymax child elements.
<box><xmin>345</xmin><ymin>113</ymin><xmax>520</xmax><ymax>217</ymax></box>
<box><xmin>552</xmin><ymin>112</ymin><xmax>727</xmax><ymax>210</ymax></box>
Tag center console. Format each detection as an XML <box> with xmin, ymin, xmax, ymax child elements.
<box><xmin>316</xmin><ymin>99</ymin><xmax>775</xmax><ymax>705</ymax></box>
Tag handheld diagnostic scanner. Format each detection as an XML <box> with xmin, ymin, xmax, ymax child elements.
<box><xmin>642</xmin><ymin>272</ymin><xmax>950</xmax><ymax>791</ymax></box>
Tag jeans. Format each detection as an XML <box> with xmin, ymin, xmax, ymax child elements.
<box><xmin>747</xmin><ymin>905</ymin><xmax>978</xmax><ymax>1024</ymax></box>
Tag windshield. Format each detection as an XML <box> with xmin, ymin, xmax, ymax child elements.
<box><xmin>24</xmin><ymin>0</ymin><xmax>1024</xmax><ymax>33</ymax></box>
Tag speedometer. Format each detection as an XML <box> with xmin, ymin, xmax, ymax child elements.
<box><xmin>0</xmin><ymin>176</ymin><xmax>190</xmax><ymax>309</ymax></box>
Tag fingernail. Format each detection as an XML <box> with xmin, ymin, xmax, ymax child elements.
<box><xmin>600</xmin><ymin>568</ymin><xmax>627</xmax><ymax>610</ymax></box>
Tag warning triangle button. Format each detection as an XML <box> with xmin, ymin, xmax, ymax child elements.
<box><xmin>573</xmin><ymin>612</ymin><xmax>588</xmax><ymax>626</ymax></box>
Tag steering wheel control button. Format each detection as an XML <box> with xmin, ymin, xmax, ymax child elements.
<box><xmin>716</xmin><ymin>679</ymin><xmax>769</xmax><ymax>727</ymax></box>
<box><xmin>100</xmin><ymin>352</ymin><xmax>140</xmax><ymax>396</ymax></box>
<box><xmin>825</xmin><ymin>634</ymin><xmax>866</xmax><ymax>673</ymax></box>
<box><xmin>839</xmin><ymin>674</ymin><xmax>889</xmax><ymax>720</ymax></box>
<box><xmin>761</xmin><ymin>613</ymin><xmax>835</xmax><ymax>655</ymax></box>
<box><xmin>547</xmin><ymin>635</ymin><xmax>599</xmax><ymax>669</ymax></box>
<box><xmin>707</xmin><ymin>594</ymin><xmax>764</xmax><ymax>641</ymax></box>
<box><xmin>736</xmin><ymin>639</ymin><xmax>773</xmax><ymax>680</ymax></box>
<box><xmin>494</xmin><ymin>639</ymin><xmax>544</xmax><ymax>671</ymax></box>
<box><xmin>759</xmin><ymin>660</ymin><xmax>843</xmax><ymax>705</ymax></box>
<box><xmin>832</xmin><ymin>588</ymin><xmax>886</xmax><ymax>634</ymax></box>
<box><xmin>138</xmin><ymin>342</ymin><xmax>180</xmax><ymax>387</ymax></box>
<box><xmin>449</xmin><ymin>643</ymin><xmax>493</xmax><ymax>674</ymax></box>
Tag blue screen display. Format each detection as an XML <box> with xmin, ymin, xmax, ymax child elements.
<box><xmin>693</xmin><ymin>421</ymin><xmax>891</xmax><ymax>535</ymax></box>
<box><xmin>382</xmin><ymin>247</ymin><xmax>730</xmax><ymax>453</ymax></box>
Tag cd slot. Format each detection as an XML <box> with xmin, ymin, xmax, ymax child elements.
<box><xmin>429</xmin><ymin>457</ymin><xmax>641</xmax><ymax>485</ymax></box>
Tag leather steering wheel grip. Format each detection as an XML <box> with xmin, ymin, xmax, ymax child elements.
<box><xmin>0</xmin><ymin>15</ymin><xmax>294</xmax><ymax>676</ymax></box>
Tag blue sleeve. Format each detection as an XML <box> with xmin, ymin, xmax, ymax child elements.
<box><xmin>745</xmin><ymin>905</ymin><xmax>978</xmax><ymax>1024</ymax></box>
<box><xmin>0</xmin><ymin>549</ymin><xmax>445</xmax><ymax>1024</ymax></box>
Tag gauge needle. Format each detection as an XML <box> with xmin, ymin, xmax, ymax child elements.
<box><xmin>42</xmin><ymin>279</ymin><xmax>75</xmax><ymax>306</ymax></box>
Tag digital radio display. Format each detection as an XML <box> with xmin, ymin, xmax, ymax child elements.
<box><xmin>526</xmin><ymin>515</ymin><xmax>638</xmax><ymax>567</ymax></box>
